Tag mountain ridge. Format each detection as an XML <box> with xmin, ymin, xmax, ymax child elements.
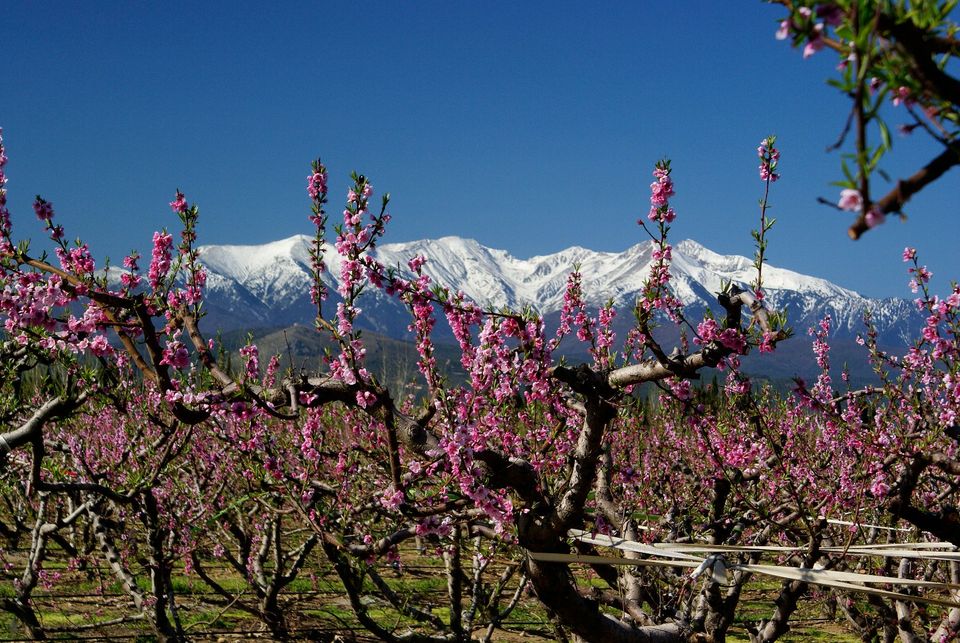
<box><xmin>188</xmin><ymin>234</ymin><xmax>919</xmax><ymax>348</ymax></box>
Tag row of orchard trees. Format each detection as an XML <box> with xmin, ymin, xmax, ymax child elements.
<box><xmin>1</xmin><ymin>2</ymin><xmax>959</xmax><ymax>641</ymax></box>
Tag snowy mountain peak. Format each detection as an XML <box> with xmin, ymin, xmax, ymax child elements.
<box><xmin>190</xmin><ymin>234</ymin><xmax>917</xmax><ymax>343</ymax></box>
<box><xmin>198</xmin><ymin>234</ymin><xmax>314</xmax><ymax>279</ymax></box>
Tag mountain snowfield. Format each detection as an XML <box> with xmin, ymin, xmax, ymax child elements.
<box><xmin>192</xmin><ymin>234</ymin><xmax>919</xmax><ymax>344</ymax></box>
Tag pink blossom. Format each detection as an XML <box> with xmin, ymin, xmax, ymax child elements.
<box><xmin>695</xmin><ymin>318</ymin><xmax>720</xmax><ymax>345</ymax></box>
<box><xmin>408</xmin><ymin>255</ymin><xmax>427</xmax><ymax>272</ymax></box>
<box><xmin>148</xmin><ymin>231</ymin><xmax>174</xmax><ymax>289</ymax></box>
<box><xmin>775</xmin><ymin>19</ymin><xmax>791</xmax><ymax>40</ymax></box>
<box><xmin>903</xmin><ymin>247</ymin><xmax>917</xmax><ymax>262</ymax></box>
<box><xmin>669</xmin><ymin>378</ymin><xmax>692</xmax><ymax>401</ymax></box>
<box><xmin>239</xmin><ymin>344</ymin><xmax>260</xmax><ymax>379</ymax></box>
<box><xmin>231</xmin><ymin>401</ymin><xmax>252</xmax><ymax>420</ymax></box>
<box><xmin>837</xmin><ymin>50</ymin><xmax>856</xmax><ymax>71</ymax></box>
<box><xmin>869</xmin><ymin>473</ymin><xmax>890</xmax><ymax>498</ymax></box>
<box><xmin>724</xmin><ymin>374</ymin><xmax>751</xmax><ymax>396</ymax></box>
<box><xmin>0</xmin><ymin>136</ymin><xmax>9</xmax><ymax>248</ymax></box>
<box><xmin>120</xmin><ymin>272</ymin><xmax>142</xmax><ymax>289</ymax></box>
<box><xmin>380</xmin><ymin>488</ymin><xmax>404</xmax><ymax>511</ymax></box>
<box><xmin>307</xmin><ymin>169</ymin><xmax>327</xmax><ymax>200</ymax></box>
<box><xmin>160</xmin><ymin>339</ymin><xmax>190</xmax><ymax>370</ymax></box>
<box><xmin>717</xmin><ymin>328</ymin><xmax>747</xmax><ymax>353</ymax></box>
<box><xmin>891</xmin><ymin>86</ymin><xmax>912</xmax><ymax>107</ymax></box>
<box><xmin>649</xmin><ymin>177</ymin><xmax>674</xmax><ymax>208</ymax></box>
<box><xmin>803</xmin><ymin>25</ymin><xmax>825</xmax><ymax>59</ymax></box>
<box><xmin>33</xmin><ymin>197</ymin><xmax>54</xmax><ymax>222</ymax></box>
<box><xmin>865</xmin><ymin>208</ymin><xmax>885</xmax><ymax>228</ymax></box>
<box><xmin>56</xmin><ymin>245</ymin><xmax>96</xmax><ymax>275</ymax></box>
<box><xmin>87</xmin><ymin>335</ymin><xmax>113</xmax><ymax>357</ymax></box>
<box><xmin>356</xmin><ymin>390</ymin><xmax>376</xmax><ymax>408</ymax></box>
<box><xmin>803</xmin><ymin>37</ymin><xmax>823</xmax><ymax>57</ymax></box>
<box><xmin>646</xmin><ymin>162</ymin><xmax>676</xmax><ymax>224</ymax></box>
<box><xmin>837</xmin><ymin>189</ymin><xmax>862</xmax><ymax>211</ymax></box>
<box><xmin>759</xmin><ymin>331</ymin><xmax>777</xmax><ymax>353</ymax></box>
<box><xmin>757</xmin><ymin>136</ymin><xmax>780</xmax><ymax>182</ymax></box>
<box><xmin>169</xmin><ymin>191</ymin><xmax>188</xmax><ymax>214</ymax></box>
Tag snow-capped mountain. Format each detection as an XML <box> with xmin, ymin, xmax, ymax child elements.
<box><xmin>193</xmin><ymin>234</ymin><xmax>920</xmax><ymax>346</ymax></box>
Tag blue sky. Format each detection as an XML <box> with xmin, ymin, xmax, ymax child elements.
<box><xmin>3</xmin><ymin>1</ymin><xmax>958</xmax><ymax>299</ymax></box>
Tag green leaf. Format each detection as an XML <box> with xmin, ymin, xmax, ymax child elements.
<box><xmin>840</xmin><ymin>158</ymin><xmax>855</xmax><ymax>184</ymax></box>
<box><xmin>878</xmin><ymin>118</ymin><xmax>892</xmax><ymax>152</ymax></box>
<box><xmin>869</xmin><ymin>144</ymin><xmax>884</xmax><ymax>171</ymax></box>
<box><xmin>829</xmin><ymin>179</ymin><xmax>856</xmax><ymax>188</ymax></box>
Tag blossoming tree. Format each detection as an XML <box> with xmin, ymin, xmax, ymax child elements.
<box><xmin>0</xmin><ymin>3</ymin><xmax>959</xmax><ymax>641</ymax></box>
<box><xmin>774</xmin><ymin>0</ymin><xmax>960</xmax><ymax>237</ymax></box>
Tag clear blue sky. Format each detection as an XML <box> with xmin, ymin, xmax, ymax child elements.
<box><xmin>3</xmin><ymin>1</ymin><xmax>958</xmax><ymax>298</ymax></box>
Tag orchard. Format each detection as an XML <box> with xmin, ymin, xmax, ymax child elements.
<box><xmin>1</xmin><ymin>2</ymin><xmax>959</xmax><ymax>642</ymax></box>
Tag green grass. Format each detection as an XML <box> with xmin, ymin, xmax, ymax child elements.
<box><xmin>0</xmin><ymin>544</ymin><xmax>884</xmax><ymax>641</ymax></box>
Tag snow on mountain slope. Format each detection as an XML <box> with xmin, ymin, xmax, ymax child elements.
<box><xmin>199</xmin><ymin>235</ymin><xmax>315</xmax><ymax>305</ymax></box>
<box><xmin>191</xmin><ymin>235</ymin><xmax>918</xmax><ymax>341</ymax></box>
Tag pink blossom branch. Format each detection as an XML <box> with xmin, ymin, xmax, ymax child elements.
<box><xmin>850</xmin><ymin>144</ymin><xmax>960</xmax><ymax>239</ymax></box>
<box><xmin>7</xmin><ymin>253</ymin><xmax>155</xmax><ymax>379</ymax></box>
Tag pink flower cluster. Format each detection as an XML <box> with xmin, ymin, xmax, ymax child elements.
<box><xmin>777</xmin><ymin>5</ymin><xmax>841</xmax><ymax>59</ymax></box>
<box><xmin>32</xmin><ymin>196</ymin><xmax>65</xmax><ymax>242</ymax></box>
<box><xmin>148</xmin><ymin>231</ymin><xmax>173</xmax><ymax>289</ymax></box>
<box><xmin>695</xmin><ymin>318</ymin><xmax>747</xmax><ymax>354</ymax></box>
<box><xmin>33</xmin><ymin>197</ymin><xmax>53</xmax><ymax>222</ymax></box>
<box><xmin>803</xmin><ymin>24</ymin><xmax>824</xmax><ymax>58</ymax></box>
<box><xmin>550</xmin><ymin>269</ymin><xmax>616</xmax><ymax>373</ymax></box>
<box><xmin>55</xmin><ymin>244</ymin><xmax>96</xmax><ymax>276</ymax></box>
<box><xmin>321</xmin><ymin>174</ymin><xmax>399</xmax><ymax>390</ymax></box>
<box><xmin>160</xmin><ymin>331</ymin><xmax>190</xmax><ymax>370</ymax></box>
<box><xmin>646</xmin><ymin>163</ymin><xmax>676</xmax><ymax>224</ymax></box>
<box><xmin>640</xmin><ymin>242</ymin><xmax>682</xmax><ymax>323</ymax></box>
<box><xmin>239</xmin><ymin>344</ymin><xmax>259</xmax><ymax>380</ymax></box>
<box><xmin>444</xmin><ymin>293</ymin><xmax>483</xmax><ymax>371</ymax></box>
<box><xmin>307</xmin><ymin>161</ymin><xmax>330</xmax><ymax>307</ymax></box>
<box><xmin>120</xmin><ymin>252</ymin><xmax>142</xmax><ymax>290</ymax></box>
<box><xmin>636</xmin><ymin>161</ymin><xmax>684</xmax><ymax>324</ymax></box>
<box><xmin>307</xmin><ymin>169</ymin><xmax>327</xmax><ymax>201</ymax></box>
<box><xmin>809</xmin><ymin>315</ymin><xmax>833</xmax><ymax>403</ymax></box>
<box><xmin>379</xmin><ymin>487</ymin><xmax>404</xmax><ymax>512</ymax></box>
<box><xmin>909</xmin><ymin>265</ymin><xmax>932</xmax><ymax>294</ymax></box>
<box><xmin>594</xmin><ymin>303</ymin><xmax>617</xmax><ymax>368</ymax></box>
<box><xmin>402</xmin><ymin>256</ymin><xmax>439</xmax><ymax>383</ymax></box>
<box><xmin>169</xmin><ymin>191</ymin><xmax>188</xmax><ymax>214</ymax></box>
<box><xmin>837</xmin><ymin>188</ymin><xmax>885</xmax><ymax>227</ymax></box>
<box><xmin>757</xmin><ymin>136</ymin><xmax>780</xmax><ymax>182</ymax></box>
<box><xmin>0</xmin><ymin>128</ymin><xmax>10</xmax><ymax>252</ymax></box>
<box><xmin>903</xmin><ymin>247</ymin><xmax>934</xmax><ymax>295</ymax></box>
<box><xmin>554</xmin><ymin>269</ymin><xmax>602</xmax><ymax>357</ymax></box>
